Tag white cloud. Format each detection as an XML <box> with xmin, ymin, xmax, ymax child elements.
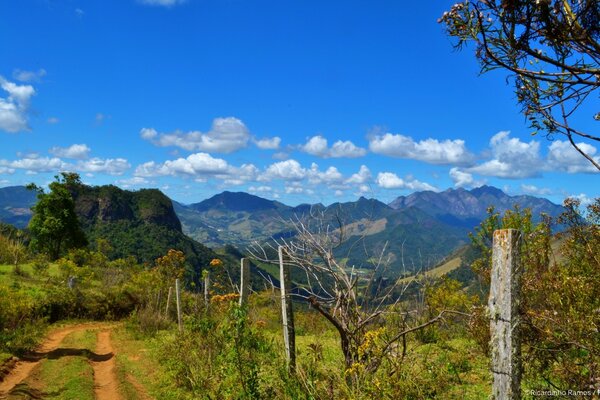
<box><xmin>346</xmin><ymin>165</ymin><xmax>371</xmax><ymax>184</ymax></box>
<box><xmin>520</xmin><ymin>184</ymin><xmax>552</xmax><ymax>196</ymax></box>
<box><xmin>449</xmin><ymin>167</ymin><xmax>484</xmax><ymax>188</ymax></box>
<box><xmin>571</xmin><ymin>193</ymin><xmax>593</xmax><ymax>207</ymax></box>
<box><xmin>49</xmin><ymin>144</ymin><xmax>91</xmax><ymax>159</ymax></box>
<box><xmin>368</xmin><ymin>133</ymin><xmax>474</xmax><ymax>165</ymax></box>
<box><xmin>300</xmin><ymin>135</ymin><xmax>366</xmax><ymax>158</ymax></box>
<box><xmin>254</xmin><ymin>136</ymin><xmax>281</xmax><ymax>150</ymax></box>
<box><xmin>134</xmin><ymin>152</ymin><xmax>258</xmax><ymax>184</ymax></box>
<box><xmin>47</xmin><ymin>117</ymin><xmax>59</xmax><ymax>124</ymax></box>
<box><xmin>307</xmin><ymin>163</ymin><xmax>344</xmax><ymax>185</ymax></box>
<box><xmin>467</xmin><ymin>131</ymin><xmax>542</xmax><ymax>179</ymax></box>
<box><xmin>547</xmin><ymin>140</ymin><xmax>600</xmax><ymax>174</ymax></box>
<box><xmin>76</xmin><ymin>158</ymin><xmax>130</xmax><ymax>175</ymax></box>
<box><xmin>138</xmin><ymin>0</ymin><xmax>185</xmax><ymax>6</ymax></box>
<box><xmin>1</xmin><ymin>156</ymin><xmax>65</xmax><ymax>173</ymax></box>
<box><xmin>12</xmin><ymin>69</ymin><xmax>46</xmax><ymax>83</ymax></box>
<box><xmin>0</xmin><ymin>77</ymin><xmax>35</xmax><ymax>133</ymax></box>
<box><xmin>117</xmin><ymin>176</ymin><xmax>150</xmax><ymax>188</ymax></box>
<box><xmin>0</xmin><ymin>167</ymin><xmax>15</xmax><ymax>174</ymax></box>
<box><xmin>248</xmin><ymin>185</ymin><xmax>273</xmax><ymax>194</ymax></box>
<box><xmin>259</xmin><ymin>159</ymin><xmax>307</xmax><ymax>181</ymax></box>
<box><xmin>375</xmin><ymin>172</ymin><xmax>437</xmax><ymax>191</ymax></box>
<box><xmin>140</xmin><ymin>117</ymin><xmax>250</xmax><ymax>153</ymax></box>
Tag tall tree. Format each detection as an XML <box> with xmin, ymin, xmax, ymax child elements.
<box><xmin>27</xmin><ymin>172</ymin><xmax>88</xmax><ymax>260</ymax></box>
<box><xmin>440</xmin><ymin>0</ymin><xmax>600</xmax><ymax>170</ymax></box>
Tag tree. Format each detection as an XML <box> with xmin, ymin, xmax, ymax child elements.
<box><xmin>27</xmin><ymin>172</ymin><xmax>88</xmax><ymax>260</ymax></box>
<box><xmin>468</xmin><ymin>201</ymin><xmax>600</xmax><ymax>390</ymax></box>
<box><xmin>249</xmin><ymin>212</ymin><xmax>469</xmax><ymax>373</ymax></box>
<box><xmin>440</xmin><ymin>0</ymin><xmax>600</xmax><ymax>170</ymax></box>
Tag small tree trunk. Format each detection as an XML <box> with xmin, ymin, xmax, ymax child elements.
<box><xmin>279</xmin><ymin>246</ymin><xmax>296</xmax><ymax>371</ymax></box>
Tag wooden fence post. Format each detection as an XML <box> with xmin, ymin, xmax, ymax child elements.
<box><xmin>489</xmin><ymin>229</ymin><xmax>522</xmax><ymax>399</ymax></box>
<box><xmin>204</xmin><ymin>271</ymin><xmax>211</xmax><ymax>311</ymax></box>
<box><xmin>239</xmin><ymin>258</ymin><xmax>251</xmax><ymax>307</ymax></box>
<box><xmin>278</xmin><ymin>246</ymin><xmax>296</xmax><ymax>371</ymax></box>
<box><xmin>175</xmin><ymin>278</ymin><xmax>183</xmax><ymax>332</ymax></box>
<box><xmin>165</xmin><ymin>286</ymin><xmax>172</xmax><ymax>317</ymax></box>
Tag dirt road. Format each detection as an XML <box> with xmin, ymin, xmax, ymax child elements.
<box><xmin>0</xmin><ymin>322</ymin><xmax>152</xmax><ymax>400</ymax></box>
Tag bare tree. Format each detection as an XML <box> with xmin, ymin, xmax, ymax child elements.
<box><xmin>249</xmin><ymin>210</ymin><xmax>467</xmax><ymax>372</ymax></box>
<box><xmin>440</xmin><ymin>0</ymin><xmax>600</xmax><ymax>171</ymax></box>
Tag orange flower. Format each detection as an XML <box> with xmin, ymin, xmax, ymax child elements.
<box><xmin>209</xmin><ymin>258</ymin><xmax>223</xmax><ymax>267</ymax></box>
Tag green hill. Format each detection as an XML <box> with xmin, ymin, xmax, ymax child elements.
<box><xmin>70</xmin><ymin>184</ymin><xmax>216</xmax><ymax>283</ymax></box>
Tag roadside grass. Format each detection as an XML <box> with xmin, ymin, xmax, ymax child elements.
<box><xmin>33</xmin><ymin>329</ymin><xmax>97</xmax><ymax>400</ymax></box>
<box><xmin>111</xmin><ymin>325</ymin><xmax>183</xmax><ymax>400</ymax></box>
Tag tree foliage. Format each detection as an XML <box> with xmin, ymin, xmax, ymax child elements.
<box><xmin>468</xmin><ymin>199</ymin><xmax>600</xmax><ymax>390</ymax></box>
<box><xmin>27</xmin><ymin>172</ymin><xmax>88</xmax><ymax>260</ymax></box>
<box><xmin>440</xmin><ymin>0</ymin><xmax>600</xmax><ymax>170</ymax></box>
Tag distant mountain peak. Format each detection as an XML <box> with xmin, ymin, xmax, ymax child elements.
<box><xmin>190</xmin><ymin>191</ymin><xmax>281</xmax><ymax>212</ymax></box>
<box><xmin>469</xmin><ymin>185</ymin><xmax>505</xmax><ymax>197</ymax></box>
<box><xmin>387</xmin><ymin>184</ymin><xmax>562</xmax><ymax>228</ymax></box>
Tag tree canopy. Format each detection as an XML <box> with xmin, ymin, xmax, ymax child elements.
<box><xmin>27</xmin><ymin>172</ymin><xmax>88</xmax><ymax>260</ymax></box>
<box><xmin>440</xmin><ymin>0</ymin><xmax>600</xmax><ymax>170</ymax></box>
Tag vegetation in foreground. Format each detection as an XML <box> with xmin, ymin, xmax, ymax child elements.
<box><xmin>0</xmin><ymin>173</ymin><xmax>598</xmax><ymax>398</ymax></box>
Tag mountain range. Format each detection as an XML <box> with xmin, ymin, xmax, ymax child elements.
<box><xmin>0</xmin><ymin>184</ymin><xmax>564</xmax><ymax>275</ymax></box>
<box><xmin>174</xmin><ymin>185</ymin><xmax>564</xmax><ymax>273</ymax></box>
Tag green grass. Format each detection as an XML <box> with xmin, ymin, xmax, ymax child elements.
<box><xmin>398</xmin><ymin>256</ymin><xmax>462</xmax><ymax>284</ymax></box>
<box><xmin>112</xmin><ymin>325</ymin><xmax>185</xmax><ymax>400</ymax></box>
<box><xmin>35</xmin><ymin>329</ymin><xmax>97</xmax><ymax>400</ymax></box>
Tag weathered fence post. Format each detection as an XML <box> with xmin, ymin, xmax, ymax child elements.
<box><xmin>489</xmin><ymin>229</ymin><xmax>522</xmax><ymax>399</ymax></box>
<box><xmin>278</xmin><ymin>246</ymin><xmax>296</xmax><ymax>371</ymax></box>
<box><xmin>239</xmin><ymin>258</ymin><xmax>251</xmax><ymax>307</ymax></box>
<box><xmin>165</xmin><ymin>286</ymin><xmax>172</xmax><ymax>317</ymax></box>
<box><xmin>175</xmin><ymin>278</ymin><xmax>183</xmax><ymax>332</ymax></box>
<box><xmin>204</xmin><ymin>271</ymin><xmax>211</xmax><ymax>311</ymax></box>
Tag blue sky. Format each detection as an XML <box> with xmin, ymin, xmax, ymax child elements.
<box><xmin>1</xmin><ymin>0</ymin><xmax>598</xmax><ymax>206</ymax></box>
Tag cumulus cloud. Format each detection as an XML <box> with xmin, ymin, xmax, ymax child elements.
<box><xmin>368</xmin><ymin>133</ymin><xmax>474</xmax><ymax>165</ymax></box>
<box><xmin>449</xmin><ymin>167</ymin><xmax>484</xmax><ymax>188</ymax></box>
<box><xmin>467</xmin><ymin>131</ymin><xmax>542</xmax><ymax>179</ymax></box>
<box><xmin>12</xmin><ymin>69</ymin><xmax>46</xmax><ymax>83</ymax></box>
<box><xmin>49</xmin><ymin>144</ymin><xmax>91</xmax><ymax>159</ymax></box>
<box><xmin>0</xmin><ymin>156</ymin><xmax>65</xmax><ymax>173</ymax></box>
<box><xmin>254</xmin><ymin>136</ymin><xmax>281</xmax><ymax>150</ymax></box>
<box><xmin>134</xmin><ymin>152</ymin><xmax>258</xmax><ymax>184</ymax></box>
<box><xmin>375</xmin><ymin>172</ymin><xmax>437</xmax><ymax>191</ymax></box>
<box><xmin>140</xmin><ymin>117</ymin><xmax>250</xmax><ymax>153</ymax></box>
<box><xmin>307</xmin><ymin>163</ymin><xmax>344</xmax><ymax>185</ymax></box>
<box><xmin>300</xmin><ymin>135</ymin><xmax>366</xmax><ymax>158</ymax></box>
<box><xmin>0</xmin><ymin>77</ymin><xmax>35</xmax><ymax>133</ymax></box>
<box><xmin>259</xmin><ymin>159</ymin><xmax>307</xmax><ymax>181</ymax></box>
<box><xmin>547</xmin><ymin>140</ymin><xmax>600</xmax><ymax>174</ymax></box>
<box><xmin>76</xmin><ymin>158</ymin><xmax>130</xmax><ymax>175</ymax></box>
<box><xmin>346</xmin><ymin>165</ymin><xmax>371</xmax><ymax>184</ymax></box>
